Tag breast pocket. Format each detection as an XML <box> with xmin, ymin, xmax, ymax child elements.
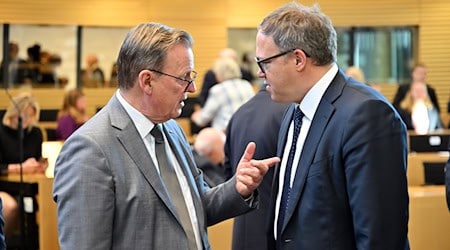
<box><xmin>307</xmin><ymin>155</ymin><xmax>333</xmax><ymax>178</ymax></box>
<box><xmin>302</xmin><ymin>155</ymin><xmax>335</xmax><ymax>208</ymax></box>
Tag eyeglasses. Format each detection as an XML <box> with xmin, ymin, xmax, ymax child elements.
<box><xmin>255</xmin><ymin>49</ymin><xmax>310</xmax><ymax>74</ymax></box>
<box><xmin>148</xmin><ymin>69</ymin><xmax>197</xmax><ymax>92</ymax></box>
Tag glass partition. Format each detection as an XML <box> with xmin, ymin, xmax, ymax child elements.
<box><xmin>228</xmin><ymin>26</ymin><xmax>418</xmax><ymax>85</ymax></box>
<box><xmin>8</xmin><ymin>24</ymin><xmax>77</xmax><ymax>88</ymax></box>
<box><xmin>2</xmin><ymin>25</ymin><xmax>418</xmax><ymax>89</ymax></box>
<box><xmin>336</xmin><ymin>26</ymin><xmax>418</xmax><ymax>84</ymax></box>
<box><xmin>81</xmin><ymin>26</ymin><xmax>131</xmax><ymax>88</ymax></box>
<box><xmin>1</xmin><ymin>24</ymin><xmax>132</xmax><ymax>89</ymax></box>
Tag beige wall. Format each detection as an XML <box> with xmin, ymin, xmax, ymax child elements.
<box><xmin>0</xmin><ymin>0</ymin><xmax>449</xmax><ymax>111</ymax></box>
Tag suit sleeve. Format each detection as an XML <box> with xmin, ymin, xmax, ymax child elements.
<box><xmin>53</xmin><ymin>133</ymin><xmax>114</xmax><ymax>250</ymax></box>
<box><xmin>342</xmin><ymin>99</ymin><xmax>409</xmax><ymax>249</ymax></box>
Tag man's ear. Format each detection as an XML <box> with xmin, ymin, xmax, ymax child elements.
<box><xmin>138</xmin><ymin>69</ymin><xmax>153</xmax><ymax>94</ymax></box>
<box><xmin>294</xmin><ymin>49</ymin><xmax>308</xmax><ymax>71</ymax></box>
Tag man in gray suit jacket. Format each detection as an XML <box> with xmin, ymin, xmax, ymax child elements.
<box><xmin>52</xmin><ymin>23</ymin><xmax>279</xmax><ymax>250</ymax></box>
<box><xmin>255</xmin><ymin>3</ymin><xmax>409</xmax><ymax>249</ymax></box>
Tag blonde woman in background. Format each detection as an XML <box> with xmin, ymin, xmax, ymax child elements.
<box><xmin>345</xmin><ymin>65</ymin><xmax>381</xmax><ymax>91</ymax></box>
<box><xmin>191</xmin><ymin>57</ymin><xmax>255</xmax><ymax>131</ymax></box>
<box><xmin>398</xmin><ymin>81</ymin><xmax>443</xmax><ymax>134</ymax></box>
<box><xmin>0</xmin><ymin>93</ymin><xmax>47</xmax><ymax>241</ymax></box>
<box><xmin>56</xmin><ymin>89</ymin><xmax>90</xmax><ymax>140</ymax></box>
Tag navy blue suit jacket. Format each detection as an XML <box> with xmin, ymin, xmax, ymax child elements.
<box><xmin>224</xmin><ymin>86</ymin><xmax>289</xmax><ymax>250</ymax></box>
<box><xmin>269</xmin><ymin>70</ymin><xmax>410</xmax><ymax>249</ymax></box>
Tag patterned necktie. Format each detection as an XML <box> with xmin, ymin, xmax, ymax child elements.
<box><xmin>277</xmin><ymin>107</ymin><xmax>304</xmax><ymax>239</ymax></box>
<box><xmin>150</xmin><ymin>125</ymin><xmax>198</xmax><ymax>250</ymax></box>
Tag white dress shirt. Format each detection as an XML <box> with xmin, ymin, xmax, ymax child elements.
<box><xmin>274</xmin><ymin>64</ymin><xmax>338</xmax><ymax>239</ymax></box>
<box><xmin>116</xmin><ymin>90</ymin><xmax>202</xmax><ymax>250</ymax></box>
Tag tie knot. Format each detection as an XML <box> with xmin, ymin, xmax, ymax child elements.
<box><xmin>294</xmin><ymin>107</ymin><xmax>304</xmax><ymax>124</ymax></box>
<box><xmin>150</xmin><ymin>125</ymin><xmax>164</xmax><ymax>144</ymax></box>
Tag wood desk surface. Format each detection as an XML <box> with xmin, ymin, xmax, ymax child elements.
<box><xmin>409</xmin><ymin>185</ymin><xmax>447</xmax><ymax>197</ymax></box>
<box><xmin>0</xmin><ymin>173</ymin><xmax>50</xmax><ymax>182</ymax></box>
<box><xmin>408</xmin><ymin>185</ymin><xmax>450</xmax><ymax>250</ymax></box>
<box><xmin>0</xmin><ymin>174</ymin><xmax>58</xmax><ymax>250</ymax></box>
<box><xmin>407</xmin><ymin>152</ymin><xmax>449</xmax><ymax>186</ymax></box>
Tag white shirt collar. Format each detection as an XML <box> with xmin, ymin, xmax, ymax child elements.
<box><xmin>115</xmin><ymin>89</ymin><xmax>155</xmax><ymax>139</ymax></box>
<box><xmin>300</xmin><ymin>63</ymin><xmax>338</xmax><ymax>120</ymax></box>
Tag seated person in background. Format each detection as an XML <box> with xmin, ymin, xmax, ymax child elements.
<box><xmin>39</xmin><ymin>51</ymin><xmax>61</xmax><ymax>84</ymax></box>
<box><xmin>191</xmin><ymin>57</ymin><xmax>255</xmax><ymax>131</ymax></box>
<box><xmin>26</xmin><ymin>43</ymin><xmax>42</xmax><ymax>84</ymax></box>
<box><xmin>345</xmin><ymin>65</ymin><xmax>381</xmax><ymax>91</ymax></box>
<box><xmin>81</xmin><ymin>53</ymin><xmax>105</xmax><ymax>88</ymax></box>
<box><xmin>56</xmin><ymin>89</ymin><xmax>90</xmax><ymax>140</ymax></box>
<box><xmin>393</xmin><ymin>63</ymin><xmax>440</xmax><ymax>113</ymax></box>
<box><xmin>192</xmin><ymin>127</ymin><xmax>227</xmax><ymax>187</ymax></box>
<box><xmin>397</xmin><ymin>81</ymin><xmax>443</xmax><ymax>134</ymax></box>
<box><xmin>198</xmin><ymin>48</ymin><xmax>254</xmax><ymax>107</ymax></box>
<box><xmin>108</xmin><ymin>62</ymin><xmax>119</xmax><ymax>88</ymax></box>
<box><xmin>0</xmin><ymin>93</ymin><xmax>47</xmax><ymax>241</ymax></box>
<box><xmin>0</xmin><ymin>42</ymin><xmax>30</xmax><ymax>88</ymax></box>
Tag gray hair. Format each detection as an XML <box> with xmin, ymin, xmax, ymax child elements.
<box><xmin>213</xmin><ymin>57</ymin><xmax>242</xmax><ymax>82</ymax></box>
<box><xmin>116</xmin><ymin>23</ymin><xmax>194</xmax><ymax>89</ymax></box>
<box><xmin>258</xmin><ymin>2</ymin><xmax>337</xmax><ymax>66</ymax></box>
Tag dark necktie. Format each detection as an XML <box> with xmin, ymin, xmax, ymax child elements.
<box><xmin>277</xmin><ymin>107</ymin><xmax>304</xmax><ymax>239</ymax></box>
<box><xmin>150</xmin><ymin>125</ymin><xmax>198</xmax><ymax>250</ymax></box>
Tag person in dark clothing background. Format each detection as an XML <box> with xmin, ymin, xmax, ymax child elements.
<box><xmin>224</xmin><ymin>85</ymin><xmax>289</xmax><ymax>250</ymax></box>
<box><xmin>392</xmin><ymin>63</ymin><xmax>440</xmax><ymax>113</ymax></box>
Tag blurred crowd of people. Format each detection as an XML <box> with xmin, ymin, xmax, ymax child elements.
<box><xmin>0</xmin><ymin>42</ymin><xmax>65</xmax><ymax>88</ymax></box>
<box><xmin>0</xmin><ymin>41</ymin><xmax>120</xmax><ymax>89</ymax></box>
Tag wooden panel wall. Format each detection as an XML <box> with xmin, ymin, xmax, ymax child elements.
<box><xmin>419</xmin><ymin>1</ymin><xmax>450</xmax><ymax>117</ymax></box>
<box><xmin>0</xmin><ymin>0</ymin><xmax>150</xmax><ymax>26</ymax></box>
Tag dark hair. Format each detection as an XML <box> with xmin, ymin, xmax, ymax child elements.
<box><xmin>27</xmin><ymin>44</ymin><xmax>41</xmax><ymax>62</ymax></box>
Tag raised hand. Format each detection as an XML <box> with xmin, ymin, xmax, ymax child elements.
<box><xmin>235</xmin><ymin>142</ymin><xmax>280</xmax><ymax>198</ymax></box>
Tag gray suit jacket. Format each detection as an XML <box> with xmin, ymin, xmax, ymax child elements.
<box><xmin>53</xmin><ymin>94</ymin><xmax>255</xmax><ymax>250</ymax></box>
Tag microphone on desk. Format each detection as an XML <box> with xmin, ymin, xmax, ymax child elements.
<box><xmin>4</xmin><ymin>88</ymin><xmax>27</xmax><ymax>250</ymax></box>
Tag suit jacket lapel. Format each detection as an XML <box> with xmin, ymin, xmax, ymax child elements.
<box><xmin>108</xmin><ymin>95</ymin><xmax>178</xmax><ymax>217</ymax></box>
<box><xmin>281</xmin><ymin>71</ymin><xmax>346</xmax><ymax>233</ymax></box>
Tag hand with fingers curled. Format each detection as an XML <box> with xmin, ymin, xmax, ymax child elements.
<box><xmin>235</xmin><ymin>142</ymin><xmax>280</xmax><ymax>198</ymax></box>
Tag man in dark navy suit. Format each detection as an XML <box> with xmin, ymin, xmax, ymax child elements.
<box><xmin>224</xmin><ymin>85</ymin><xmax>288</xmax><ymax>250</ymax></box>
<box><xmin>256</xmin><ymin>3</ymin><xmax>409</xmax><ymax>249</ymax></box>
